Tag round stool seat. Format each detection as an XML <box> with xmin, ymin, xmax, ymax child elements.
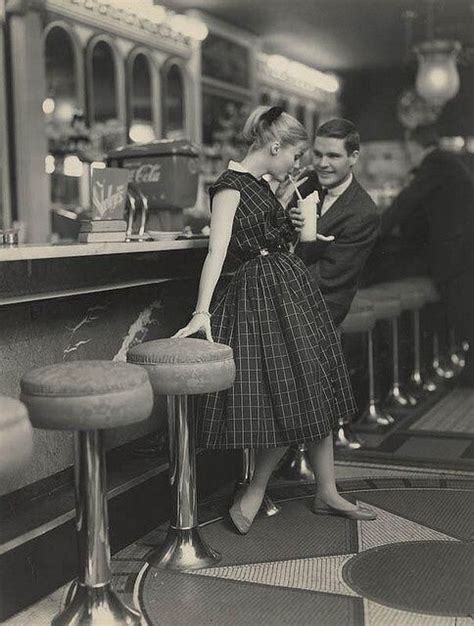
<box><xmin>0</xmin><ymin>397</ymin><xmax>33</xmax><ymax>476</ymax></box>
<box><xmin>21</xmin><ymin>361</ymin><xmax>153</xmax><ymax>431</ymax></box>
<box><xmin>399</xmin><ymin>276</ymin><xmax>440</xmax><ymax>304</ymax></box>
<box><xmin>378</xmin><ymin>281</ymin><xmax>426</xmax><ymax>311</ymax></box>
<box><xmin>358</xmin><ymin>286</ymin><xmax>402</xmax><ymax>320</ymax></box>
<box><xmin>127</xmin><ymin>338</ymin><xmax>236</xmax><ymax>395</ymax></box>
<box><xmin>340</xmin><ymin>299</ymin><xmax>376</xmax><ymax>334</ymax></box>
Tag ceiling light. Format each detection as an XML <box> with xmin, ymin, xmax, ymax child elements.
<box><xmin>415</xmin><ymin>40</ymin><xmax>461</xmax><ymax>105</ymax></box>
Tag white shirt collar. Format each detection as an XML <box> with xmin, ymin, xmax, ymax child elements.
<box><xmin>325</xmin><ymin>172</ymin><xmax>353</xmax><ymax>197</ymax></box>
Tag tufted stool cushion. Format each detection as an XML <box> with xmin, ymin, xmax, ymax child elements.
<box><xmin>340</xmin><ymin>297</ymin><xmax>376</xmax><ymax>334</ymax></box>
<box><xmin>0</xmin><ymin>396</ymin><xmax>33</xmax><ymax>476</ymax></box>
<box><xmin>20</xmin><ymin>361</ymin><xmax>153</xmax><ymax>431</ymax></box>
<box><xmin>358</xmin><ymin>286</ymin><xmax>402</xmax><ymax>320</ymax></box>
<box><xmin>127</xmin><ymin>338</ymin><xmax>236</xmax><ymax>395</ymax></box>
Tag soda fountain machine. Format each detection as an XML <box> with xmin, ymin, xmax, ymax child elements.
<box><xmin>107</xmin><ymin>139</ymin><xmax>200</xmax><ymax>241</ymax></box>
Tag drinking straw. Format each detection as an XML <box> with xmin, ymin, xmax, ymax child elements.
<box><xmin>288</xmin><ymin>175</ymin><xmax>303</xmax><ymax>201</ymax></box>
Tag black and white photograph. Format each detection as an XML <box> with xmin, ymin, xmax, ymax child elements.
<box><xmin>0</xmin><ymin>0</ymin><xmax>473</xmax><ymax>624</ymax></box>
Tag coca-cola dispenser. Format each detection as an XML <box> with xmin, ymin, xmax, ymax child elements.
<box><xmin>107</xmin><ymin>139</ymin><xmax>200</xmax><ymax>236</ymax></box>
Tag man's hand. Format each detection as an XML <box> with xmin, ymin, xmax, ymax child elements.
<box><xmin>275</xmin><ymin>176</ymin><xmax>308</xmax><ymax>209</ymax></box>
<box><xmin>288</xmin><ymin>204</ymin><xmax>305</xmax><ymax>232</ymax></box>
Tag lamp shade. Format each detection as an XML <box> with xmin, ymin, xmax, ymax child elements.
<box><xmin>414</xmin><ymin>40</ymin><xmax>461</xmax><ymax>106</ymax></box>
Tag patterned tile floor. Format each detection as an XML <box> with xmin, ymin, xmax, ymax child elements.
<box><xmin>6</xmin><ymin>462</ymin><xmax>474</xmax><ymax>626</ymax></box>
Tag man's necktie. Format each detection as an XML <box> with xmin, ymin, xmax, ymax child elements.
<box><xmin>317</xmin><ymin>188</ymin><xmax>328</xmax><ymax>217</ymax></box>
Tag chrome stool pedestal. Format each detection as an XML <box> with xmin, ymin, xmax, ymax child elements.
<box><xmin>384</xmin><ymin>318</ymin><xmax>417</xmax><ymax>410</ymax></box>
<box><xmin>358</xmin><ymin>328</ymin><xmax>395</xmax><ymax>428</ymax></box>
<box><xmin>54</xmin><ymin>433</ymin><xmax>142</xmax><ymax>626</ymax></box>
<box><xmin>432</xmin><ymin>332</ymin><xmax>456</xmax><ymax>379</ymax></box>
<box><xmin>149</xmin><ymin>395</ymin><xmax>221</xmax><ymax>570</ymax></box>
<box><xmin>449</xmin><ymin>328</ymin><xmax>466</xmax><ymax>371</ymax></box>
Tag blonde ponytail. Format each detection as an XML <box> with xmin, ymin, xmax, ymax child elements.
<box><xmin>242</xmin><ymin>106</ymin><xmax>308</xmax><ymax>151</ymax></box>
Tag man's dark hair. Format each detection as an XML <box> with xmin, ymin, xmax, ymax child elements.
<box><xmin>407</xmin><ymin>125</ymin><xmax>439</xmax><ymax>149</ymax></box>
<box><xmin>316</xmin><ymin>118</ymin><xmax>360</xmax><ymax>154</ymax></box>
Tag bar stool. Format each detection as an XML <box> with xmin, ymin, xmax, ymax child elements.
<box><xmin>377</xmin><ymin>282</ymin><xmax>424</xmax><ymax>411</ymax></box>
<box><xmin>338</xmin><ymin>295</ymin><xmax>380</xmax><ymax>439</ymax></box>
<box><xmin>356</xmin><ymin>286</ymin><xmax>401</xmax><ymax>427</ymax></box>
<box><xmin>386</xmin><ymin>279</ymin><xmax>430</xmax><ymax>401</ymax></box>
<box><xmin>127</xmin><ymin>338</ymin><xmax>235</xmax><ymax>571</ymax></box>
<box><xmin>0</xmin><ymin>396</ymin><xmax>33</xmax><ymax>477</ymax></box>
<box><xmin>398</xmin><ymin>276</ymin><xmax>442</xmax><ymax>391</ymax></box>
<box><xmin>20</xmin><ymin>361</ymin><xmax>154</xmax><ymax>626</ymax></box>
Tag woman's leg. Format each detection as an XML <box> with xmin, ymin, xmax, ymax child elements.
<box><xmin>307</xmin><ymin>433</ymin><xmax>358</xmax><ymax>511</ymax></box>
<box><xmin>236</xmin><ymin>447</ymin><xmax>286</xmax><ymax>521</ymax></box>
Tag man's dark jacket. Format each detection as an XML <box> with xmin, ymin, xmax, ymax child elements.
<box><xmin>294</xmin><ymin>171</ymin><xmax>380</xmax><ymax>326</ymax></box>
<box><xmin>381</xmin><ymin>148</ymin><xmax>474</xmax><ymax>284</ymax></box>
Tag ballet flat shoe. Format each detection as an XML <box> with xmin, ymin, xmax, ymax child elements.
<box><xmin>229</xmin><ymin>499</ymin><xmax>253</xmax><ymax>535</ymax></box>
<box><xmin>311</xmin><ymin>496</ymin><xmax>377</xmax><ymax>521</ymax></box>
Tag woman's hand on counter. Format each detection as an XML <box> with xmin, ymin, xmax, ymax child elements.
<box><xmin>172</xmin><ymin>313</ymin><xmax>213</xmax><ymax>342</ymax></box>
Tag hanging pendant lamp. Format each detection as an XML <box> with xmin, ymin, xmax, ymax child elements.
<box><xmin>414</xmin><ymin>39</ymin><xmax>461</xmax><ymax>106</ymax></box>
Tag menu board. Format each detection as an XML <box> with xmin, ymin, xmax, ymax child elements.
<box><xmin>91</xmin><ymin>167</ymin><xmax>129</xmax><ymax>220</ymax></box>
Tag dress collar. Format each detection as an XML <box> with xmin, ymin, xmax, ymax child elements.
<box><xmin>228</xmin><ymin>160</ymin><xmax>272</xmax><ymax>189</ymax></box>
<box><xmin>228</xmin><ymin>160</ymin><xmax>250</xmax><ymax>173</ymax></box>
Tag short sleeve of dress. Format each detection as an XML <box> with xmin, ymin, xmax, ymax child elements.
<box><xmin>208</xmin><ymin>171</ymin><xmax>242</xmax><ymax>209</ymax></box>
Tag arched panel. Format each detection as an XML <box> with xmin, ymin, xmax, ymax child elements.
<box><xmin>162</xmin><ymin>60</ymin><xmax>185</xmax><ymax>139</ymax></box>
<box><xmin>128</xmin><ymin>51</ymin><xmax>155</xmax><ymax>143</ymax></box>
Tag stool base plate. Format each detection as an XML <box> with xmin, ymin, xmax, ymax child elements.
<box><xmin>384</xmin><ymin>386</ymin><xmax>417</xmax><ymax>410</ymax></box>
<box><xmin>277</xmin><ymin>445</ymin><xmax>316</xmax><ymax>481</ymax></box>
<box><xmin>334</xmin><ymin>422</ymin><xmax>363</xmax><ymax>449</ymax></box>
<box><xmin>148</xmin><ymin>526</ymin><xmax>221</xmax><ymax>571</ymax></box>
<box><xmin>52</xmin><ymin>582</ymin><xmax>141</xmax><ymax>626</ymax></box>
<box><xmin>261</xmin><ymin>493</ymin><xmax>281</xmax><ymax>516</ymax></box>
<box><xmin>357</xmin><ymin>404</ymin><xmax>394</xmax><ymax>429</ymax></box>
<box><xmin>422</xmin><ymin>375</ymin><xmax>440</xmax><ymax>392</ymax></box>
<box><xmin>433</xmin><ymin>360</ymin><xmax>456</xmax><ymax>379</ymax></box>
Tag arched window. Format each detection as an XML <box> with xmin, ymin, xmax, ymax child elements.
<box><xmin>44</xmin><ymin>26</ymin><xmax>78</xmax><ymax>123</ymax></box>
<box><xmin>129</xmin><ymin>52</ymin><xmax>155</xmax><ymax>143</ymax></box>
<box><xmin>162</xmin><ymin>62</ymin><xmax>185</xmax><ymax>138</ymax></box>
<box><xmin>89</xmin><ymin>40</ymin><xmax>118</xmax><ymax>124</ymax></box>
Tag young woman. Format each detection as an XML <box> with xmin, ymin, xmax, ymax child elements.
<box><xmin>173</xmin><ymin>106</ymin><xmax>376</xmax><ymax>534</ymax></box>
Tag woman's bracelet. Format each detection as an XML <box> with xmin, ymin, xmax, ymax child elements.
<box><xmin>192</xmin><ymin>310</ymin><xmax>211</xmax><ymax>318</ymax></box>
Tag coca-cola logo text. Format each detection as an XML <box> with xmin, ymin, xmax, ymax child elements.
<box><xmin>128</xmin><ymin>163</ymin><xmax>162</xmax><ymax>183</ymax></box>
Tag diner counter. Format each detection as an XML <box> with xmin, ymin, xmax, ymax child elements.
<box><xmin>0</xmin><ymin>237</ymin><xmax>209</xmax><ymax>262</ymax></box>
<box><xmin>0</xmin><ymin>239</ymin><xmax>209</xmax><ymax>496</ymax></box>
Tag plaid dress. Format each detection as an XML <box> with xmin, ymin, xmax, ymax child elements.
<box><xmin>198</xmin><ymin>169</ymin><xmax>356</xmax><ymax>449</ymax></box>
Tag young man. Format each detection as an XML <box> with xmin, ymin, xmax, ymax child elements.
<box><xmin>381</xmin><ymin>125</ymin><xmax>474</xmax><ymax>386</ymax></box>
<box><xmin>289</xmin><ymin>118</ymin><xmax>380</xmax><ymax>326</ymax></box>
